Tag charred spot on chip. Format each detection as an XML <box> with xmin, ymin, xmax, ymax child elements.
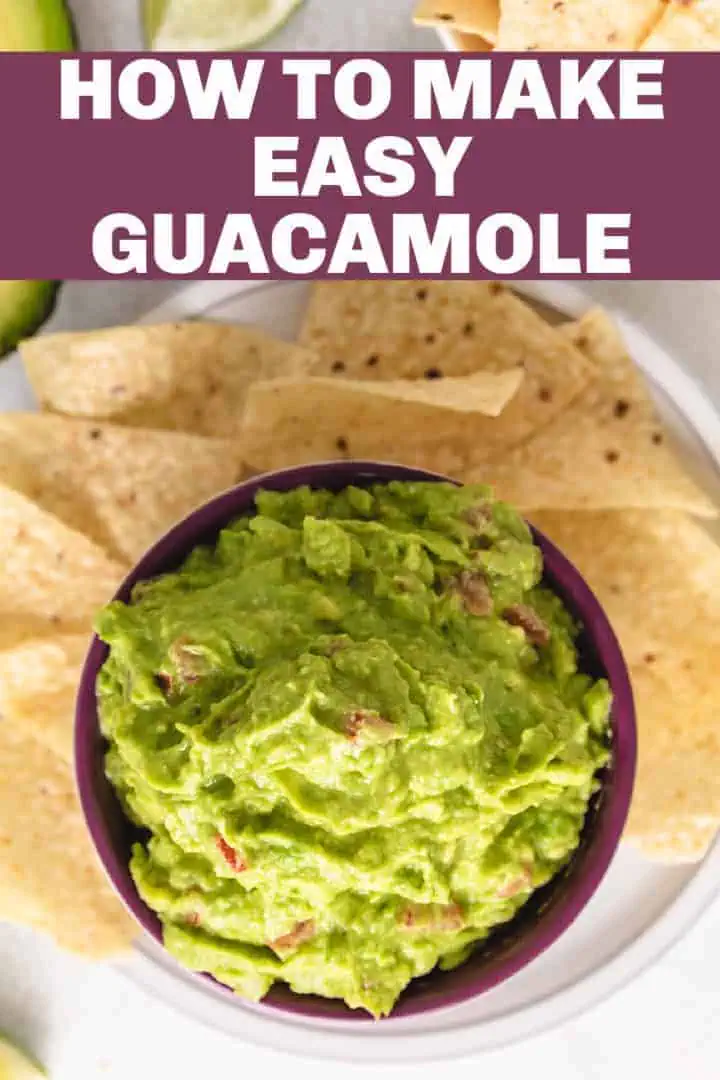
<box><xmin>553</xmin><ymin>0</ymin><xmax>564</xmax><ymax>7</ymax></box>
<box><xmin>366</xmin><ymin>354</ymin><xmax>380</xmax><ymax>368</ymax></box>
<box><xmin>605</xmin><ymin>449</ymin><xmax>620</xmax><ymax>464</ymax></box>
<box><xmin>652</xmin><ymin>431</ymin><xmax>664</xmax><ymax>445</ymax></box>
<box><xmin>207</xmin><ymin>378</ymin><xmax>220</xmax><ymax>395</ymax></box>
<box><xmin>489</xmin><ymin>283</ymin><xmax>505</xmax><ymax>295</ymax></box>
<box><xmin>614</xmin><ymin>399</ymin><xmax>630</xmax><ymax>418</ymax></box>
<box><xmin>331</xmin><ymin>360</ymin><xmax>345</xmax><ymax>373</ymax></box>
<box><xmin>463</xmin><ymin>322</ymin><xmax>475</xmax><ymax>336</ymax></box>
<box><xmin>644</xmin><ymin>652</ymin><xmax>657</xmax><ymax>665</ymax></box>
<box><xmin>89</xmin><ymin>428</ymin><xmax>102</xmax><ymax>440</ymax></box>
<box><xmin>425</xmin><ymin>333</ymin><xmax>437</xmax><ymax>346</ymax></box>
<box><xmin>416</xmin><ymin>287</ymin><xmax>429</xmax><ymax>300</ymax></box>
<box><xmin>538</xmin><ymin>387</ymin><xmax>553</xmax><ymax>403</ymax></box>
<box><xmin>574</xmin><ymin>334</ymin><xmax>588</xmax><ymax>350</ymax></box>
<box><xmin>424</xmin><ymin>367</ymin><xmax>443</xmax><ymax>380</ymax></box>
<box><xmin>336</xmin><ymin>436</ymin><xmax>349</xmax><ymax>453</ymax></box>
<box><xmin>436</xmin><ymin>13</ymin><xmax>453</xmax><ymax>22</ymax></box>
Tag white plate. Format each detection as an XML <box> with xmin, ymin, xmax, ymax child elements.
<box><xmin>2</xmin><ymin>281</ymin><xmax>719</xmax><ymax>1063</ymax></box>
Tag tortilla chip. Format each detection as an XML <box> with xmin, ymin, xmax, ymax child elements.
<box><xmin>299</xmin><ymin>282</ymin><xmax>595</xmax><ymax>457</ymax></box>
<box><xmin>471</xmin><ymin>309</ymin><xmax>716</xmax><ymax>516</ymax></box>
<box><xmin>496</xmin><ymin>0</ymin><xmax>663</xmax><ymax>49</ymax></box>
<box><xmin>0</xmin><ymin>484</ymin><xmax>125</xmax><ymax>627</ymax></box>
<box><xmin>642</xmin><ymin>0</ymin><xmax>720</xmax><ymax>49</ymax></box>
<box><xmin>0</xmin><ymin>635</ymin><xmax>87</xmax><ymax>763</ymax></box>
<box><xmin>21</xmin><ymin>323</ymin><xmax>316</xmax><ymax>436</ymax></box>
<box><xmin>0</xmin><ymin>723</ymin><xmax>134</xmax><ymax>956</ymax></box>
<box><xmin>629</xmin><ymin>820</ymin><xmax>718</xmax><ymax>864</ymax></box>
<box><xmin>531</xmin><ymin>508</ymin><xmax>720</xmax><ymax>669</ymax></box>
<box><xmin>0</xmin><ymin>614</ymin><xmax>92</xmax><ymax>651</ymax></box>
<box><xmin>0</xmin><ymin>414</ymin><xmax>244</xmax><ymax>564</ymax></box>
<box><xmin>448</xmin><ymin>29</ymin><xmax>494</xmax><ymax>49</ymax></box>
<box><xmin>531</xmin><ymin>508</ymin><xmax>720</xmax><ymax>860</ymax></box>
<box><xmin>241</xmin><ymin>369</ymin><xmax>526</xmax><ymax>474</ymax></box>
<box><xmin>414</xmin><ymin>0</ymin><xmax>499</xmax><ymax>42</ymax></box>
<box><xmin>255</xmin><ymin>368</ymin><xmax>522</xmax><ymax>417</ymax></box>
<box><xmin>624</xmin><ymin>663</ymin><xmax>720</xmax><ymax>852</ymax></box>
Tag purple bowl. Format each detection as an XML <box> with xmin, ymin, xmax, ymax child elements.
<box><xmin>76</xmin><ymin>461</ymin><xmax>636</xmax><ymax>1022</ymax></box>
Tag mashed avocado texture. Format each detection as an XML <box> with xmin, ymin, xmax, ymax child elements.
<box><xmin>97</xmin><ymin>481</ymin><xmax>611</xmax><ymax>1017</ymax></box>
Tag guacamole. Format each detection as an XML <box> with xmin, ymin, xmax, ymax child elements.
<box><xmin>97</xmin><ymin>482</ymin><xmax>611</xmax><ymax>1017</ymax></box>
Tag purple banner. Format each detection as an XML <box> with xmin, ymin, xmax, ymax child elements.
<box><xmin>0</xmin><ymin>52</ymin><xmax>718</xmax><ymax>279</ymax></box>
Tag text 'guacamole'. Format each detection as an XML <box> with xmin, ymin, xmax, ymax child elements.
<box><xmin>97</xmin><ymin>482</ymin><xmax>611</xmax><ymax>1017</ymax></box>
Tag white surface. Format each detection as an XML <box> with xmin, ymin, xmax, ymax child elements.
<box><xmin>1</xmin><ymin>279</ymin><xmax>719</xmax><ymax>1076</ymax></box>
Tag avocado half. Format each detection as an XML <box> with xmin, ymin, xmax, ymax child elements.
<box><xmin>0</xmin><ymin>1</ymin><xmax>73</xmax><ymax>358</ymax></box>
<box><xmin>0</xmin><ymin>281</ymin><xmax>60</xmax><ymax>359</ymax></box>
<box><xmin>0</xmin><ymin>1032</ymin><xmax>46</xmax><ymax>1079</ymax></box>
<box><xmin>2</xmin><ymin>0</ymin><xmax>75</xmax><ymax>51</ymax></box>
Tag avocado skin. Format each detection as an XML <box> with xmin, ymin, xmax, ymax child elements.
<box><xmin>0</xmin><ymin>281</ymin><xmax>61</xmax><ymax>360</ymax></box>
<box><xmin>2</xmin><ymin>0</ymin><xmax>76</xmax><ymax>50</ymax></box>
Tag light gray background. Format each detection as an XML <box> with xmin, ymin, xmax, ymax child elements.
<box><xmin>3</xmin><ymin>3</ymin><xmax>719</xmax><ymax>1077</ymax></box>
<box><xmin>69</xmin><ymin>0</ymin><xmax>434</xmax><ymax>51</ymax></box>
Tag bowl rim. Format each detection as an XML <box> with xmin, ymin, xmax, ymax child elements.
<box><xmin>75</xmin><ymin>460</ymin><xmax>636</xmax><ymax>1023</ymax></box>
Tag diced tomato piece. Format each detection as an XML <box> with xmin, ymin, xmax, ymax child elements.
<box><xmin>215</xmin><ymin>834</ymin><xmax>248</xmax><ymax>873</ymax></box>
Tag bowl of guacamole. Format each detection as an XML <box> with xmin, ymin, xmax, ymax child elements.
<box><xmin>76</xmin><ymin>461</ymin><xmax>635</xmax><ymax>1020</ymax></box>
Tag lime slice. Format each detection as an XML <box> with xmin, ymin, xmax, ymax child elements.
<box><xmin>144</xmin><ymin>0</ymin><xmax>306</xmax><ymax>50</ymax></box>
<box><xmin>0</xmin><ymin>1034</ymin><xmax>45</xmax><ymax>1080</ymax></box>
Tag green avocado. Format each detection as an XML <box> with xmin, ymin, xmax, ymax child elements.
<box><xmin>1</xmin><ymin>0</ymin><xmax>75</xmax><ymax>50</ymax></box>
<box><xmin>0</xmin><ymin>281</ymin><xmax>59</xmax><ymax>360</ymax></box>
<box><xmin>0</xmin><ymin>1032</ymin><xmax>46</xmax><ymax>1079</ymax></box>
<box><xmin>0</xmin><ymin>1</ymin><xmax>72</xmax><ymax>359</ymax></box>
<box><xmin>97</xmin><ymin>482</ymin><xmax>612</xmax><ymax>1018</ymax></box>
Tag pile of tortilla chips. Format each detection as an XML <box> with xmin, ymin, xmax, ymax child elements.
<box><xmin>0</xmin><ymin>323</ymin><xmax>318</xmax><ymax>958</ymax></box>
<box><xmin>414</xmin><ymin>0</ymin><xmax>720</xmax><ymax>51</ymax></box>
<box><xmin>251</xmin><ymin>282</ymin><xmax>720</xmax><ymax>859</ymax></box>
<box><xmin>293</xmin><ymin>284</ymin><xmax>719</xmax><ymax>862</ymax></box>
<box><xmin>1</xmin><ymin>283</ymin><xmax>717</xmax><ymax>967</ymax></box>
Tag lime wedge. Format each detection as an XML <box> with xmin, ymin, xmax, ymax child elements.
<box><xmin>0</xmin><ymin>1035</ymin><xmax>45</xmax><ymax>1080</ymax></box>
<box><xmin>144</xmin><ymin>0</ymin><xmax>306</xmax><ymax>50</ymax></box>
